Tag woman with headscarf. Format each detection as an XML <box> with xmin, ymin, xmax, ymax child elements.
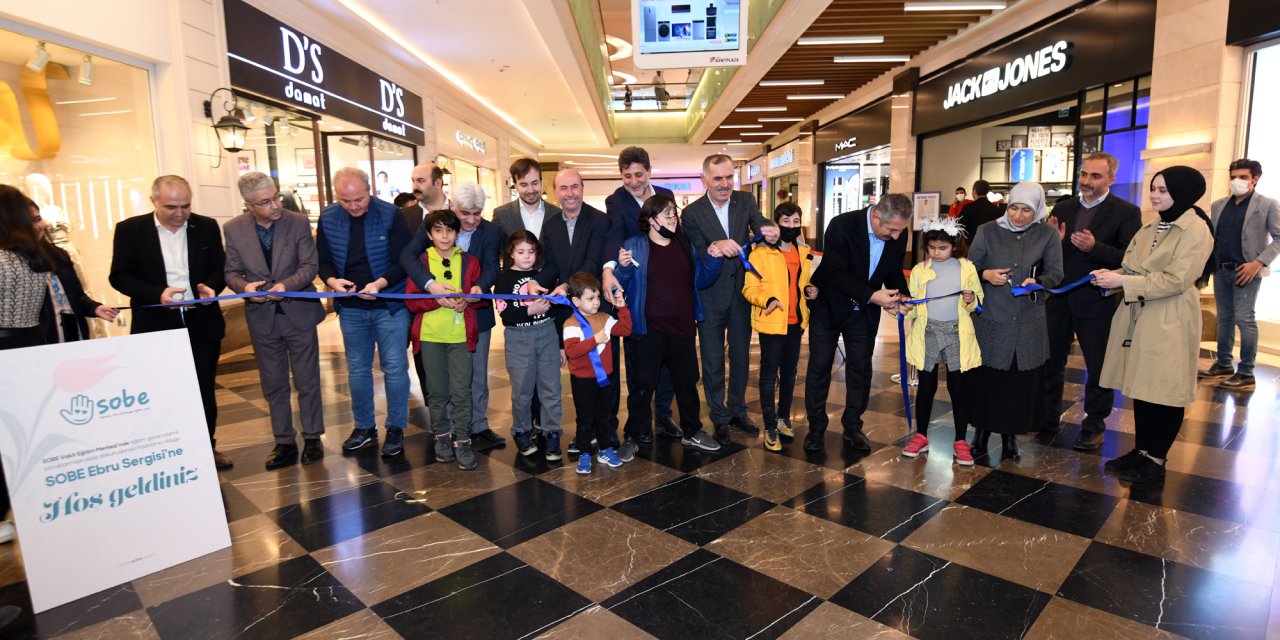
<box><xmin>967</xmin><ymin>181</ymin><xmax>1064</xmax><ymax>460</ymax></box>
<box><xmin>1093</xmin><ymin>166</ymin><xmax>1214</xmax><ymax>483</ymax></box>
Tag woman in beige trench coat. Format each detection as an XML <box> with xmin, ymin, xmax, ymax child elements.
<box><xmin>1091</xmin><ymin>166</ymin><xmax>1215</xmax><ymax>484</ymax></box>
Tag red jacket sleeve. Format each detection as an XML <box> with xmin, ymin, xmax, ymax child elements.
<box><xmin>404</xmin><ymin>255</ymin><xmax>441</xmax><ymax>313</ymax></box>
<box><xmin>611</xmin><ymin>307</ymin><xmax>632</xmax><ymax>337</ymax></box>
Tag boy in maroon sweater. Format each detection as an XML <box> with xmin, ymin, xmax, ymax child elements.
<box><xmin>562</xmin><ymin>272</ymin><xmax>632</xmax><ymax>474</ymax></box>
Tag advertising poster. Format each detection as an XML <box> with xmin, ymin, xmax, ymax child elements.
<box><xmin>0</xmin><ymin>331</ymin><xmax>231</xmax><ymax>612</ymax></box>
<box><xmin>1009</xmin><ymin>148</ymin><xmax>1037</xmax><ymax>182</ymax></box>
<box><xmin>1042</xmin><ymin>147</ymin><xmax>1070</xmax><ymax>183</ymax></box>
<box><xmin>912</xmin><ymin>192</ymin><xmax>942</xmax><ymax>231</ymax></box>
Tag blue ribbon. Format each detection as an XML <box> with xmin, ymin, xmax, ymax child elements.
<box><xmin>151</xmin><ymin>290</ymin><xmax>612</xmax><ymax>387</ymax></box>
<box><xmin>739</xmin><ymin>233</ymin><xmax>765</xmax><ymax>280</ymax></box>
<box><xmin>1010</xmin><ymin>273</ymin><xmax>1095</xmax><ymax>297</ymax></box>
<box><xmin>901</xmin><ymin>290</ymin><xmax>983</xmax><ymax>313</ymax></box>
<box><xmin>896</xmin><ymin>312</ymin><xmax>914</xmax><ymax>434</ymax></box>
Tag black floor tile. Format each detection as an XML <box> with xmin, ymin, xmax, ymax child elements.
<box><xmin>0</xmin><ymin>581</ymin><xmax>145</xmax><ymax>639</ymax></box>
<box><xmin>611</xmin><ymin>476</ymin><xmax>773</xmax><ymax>546</ymax></box>
<box><xmin>1125</xmin><ymin>469</ymin><xmax>1280</xmax><ymax>530</ymax></box>
<box><xmin>267</xmin><ymin>480</ymin><xmax>430</xmax><ymax>551</ymax></box>
<box><xmin>371</xmin><ymin>552</ymin><xmax>591</xmax><ymax>639</ymax></box>
<box><xmin>785</xmin><ymin>474</ymin><xmax>947</xmax><ymax>542</ymax></box>
<box><xmin>774</xmin><ymin>430</ymin><xmax>882</xmax><ymax>471</ymax></box>
<box><xmin>216</xmin><ymin>442</ymin><xmax>286</xmax><ymax>481</ymax></box>
<box><xmin>955</xmin><ymin>470</ymin><xmax>1120</xmax><ymax>538</ymax></box>
<box><xmin>603</xmin><ymin>549</ymin><xmax>820</xmax><ymax>640</ymax></box>
<box><xmin>347</xmin><ymin>431</ymin><xmax>432</xmax><ymax>476</ymax></box>
<box><xmin>147</xmin><ymin>555</ymin><xmax>364</xmax><ymax>640</ymax></box>
<box><xmin>438</xmin><ymin>477</ymin><xmax>603</xmax><ymax>548</ymax></box>
<box><xmin>635</xmin><ymin>437</ymin><xmax>750</xmax><ymax>474</ymax></box>
<box><xmin>220</xmin><ymin>481</ymin><xmax>261</xmax><ymax>523</ymax></box>
<box><xmin>830</xmin><ymin>546</ymin><xmax>1053</xmax><ymax>640</ymax></box>
<box><xmin>1035</xmin><ymin>423</ymin><xmax>1135</xmax><ymax>459</ymax></box>
<box><xmin>1057</xmin><ymin>542</ymin><xmax>1270</xmax><ymax>640</ymax></box>
<box><xmin>479</xmin><ymin>433</ymin><xmax>570</xmax><ymax>475</ymax></box>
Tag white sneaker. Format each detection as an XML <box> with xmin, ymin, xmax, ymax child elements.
<box><xmin>0</xmin><ymin>521</ymin><xmax>15</xmax><ymax>544</ymax></box>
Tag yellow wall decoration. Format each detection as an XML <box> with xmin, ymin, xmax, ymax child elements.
<box><xmin>0</xmin><ymin>64</ymin><xmax>66</xmax><ymax>160</ymax></box>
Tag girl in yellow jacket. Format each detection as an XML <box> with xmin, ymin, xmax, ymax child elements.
<box><xmin>743</xmin><ymin>203</ymin><xmax>817</xmax><ymax>452</ymax></box>
<box><xmin>902</xmin><ymin>217</ymin><xmax>983</xmax><ymax>465</ymax></box>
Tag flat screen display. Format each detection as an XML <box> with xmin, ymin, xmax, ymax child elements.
<box><xmin>634</xmin><ymin>0</ymin><xmax>747</xmax><ymax>69</ymax></box>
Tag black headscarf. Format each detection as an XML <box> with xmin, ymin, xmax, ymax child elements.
<box><xmin>1151</xmin><ymin>165</ymin><xmax>1214</xmax><ymax>287</ymax></box>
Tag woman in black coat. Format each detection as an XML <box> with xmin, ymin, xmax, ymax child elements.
<box><xmin>31</xmin><ymin>202</ymin><xmax>118</xmax><ymax>342</ymax></box>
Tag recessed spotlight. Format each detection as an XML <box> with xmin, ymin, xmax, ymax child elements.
<box><xmin>833</xmin><ymin>55</ymin><xmax>911</xmax><ymax>63</ymax></box>
<box><xmin>796</xmin><ymin>36</ymin><xmax>885</xmax><ymax>45</ymax></box>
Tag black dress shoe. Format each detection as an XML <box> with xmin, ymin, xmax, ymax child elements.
<box><xmin>1073</xmin><ymin>430</ymin><xmax>1104</xmax><ymax>451</ymax></box>
<box><xmin>381</xmin><ymin>429</ymin><xmax>405</xmax><ymax>457</ymax></box>
<box><xmin>1001</xmin><ymin>435</ymin><xmax>1020</xmax><ymax>461</ymax></box>
<box><xmin>730</xmin><ymin>415</ymin><xmax>760</xmax><ymax>436</ymax></box>
<box><xmin>636</xmin><ymin>429</ymin><xmax>654</xmax><ymax>445</ymax></box>
<box><xmin>842</xmin><ymin>430</ymin><xmax>872</xmax><ymax>451</ymax></box>
<box><xmin>265</xmin><ymin>443</ymin><xmax>298</xmax><ymax>470</ymax></box>
<box><xmin>970</xmin><ymin>429</ymin><xmax>989</xmax><ymax>454</ymax></box>
<box><xmin>803</xmin><ymin>429</ymin><xmax>825</xmax><ymax>452</ymax></box>
<box><xmin>472</xmin><ymin>429</ymin><xmax>507</xmax><ymax>451</ymax></box>
<box><xmin>713</xmin><ymin>423</ymin><xmax>731</xmax><ymax>445</ymax></box>
<box><xmin>657</xmin><ymin>416</ymin><xmax>682</xmax><ymax>439</ymax></box>
<box><xmin>301</xmin><ymin>439</ymin><xmax>324</xmax><ymax>464</ymax></box>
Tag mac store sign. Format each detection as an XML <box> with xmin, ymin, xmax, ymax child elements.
<box><xmin>224</xmin><ymin>0</ymin><xmax>426</xmax><ymax>146</ymax></box>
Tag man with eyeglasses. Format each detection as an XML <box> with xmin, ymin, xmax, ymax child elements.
<box><xmin>224</xmin><ymin>172</ymin><xmax>327</xmax><ymax>470</ymax></box>
<box><xmin>317</xmin><ymin>167</ymin><xmax>412</xmax><ymax>458</ymax></box>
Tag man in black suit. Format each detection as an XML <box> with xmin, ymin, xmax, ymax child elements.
<box><xmin>1043</xmin><ymin>152</ymin><xmax>1142</xmax><ymax>450</ymax></box>
<box><xmin>400</xmin><ymin>181</ymin><xmax>505</xmax><ymax>450</ymax></box>
<box><xmin>539</xmin><ymin>169</ymin><xmax>606</xmax><ymax>291</ymax></box>
<box><xmin>803</xmin><ymin>194</ymin><xmax>912</xmax><ymax>452</ymax></box>
<box><xmin>957</xmin><ymin>179</ymin><xmax>1001</xmax><ymax>236</ymax></box>
<box><xmin>602</xmin><ymin>146</ymin><xmax>678</xmax><ymax>450</ymax></box>
<box><xmin>682</xmin><ymin>154</ymin><xmax>779</xmax><ymax>444</ymax></box>
<box><xmin>401</xmin><ymin>161</ymin><xmax>448</xmax><ymax>409</ymax></box>
<box><xmin>109</xmin><ymin>175</ymin><xmax>231</xmax><ymax>469</ymax></box>
<box><xmin>493</xmin><ymin>158</ymin><xmax>561</xmax><ymax>268</ymax></box>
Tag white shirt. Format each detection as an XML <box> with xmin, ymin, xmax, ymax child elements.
<box><xmin>520</xmin><ymin>199</ymin><xmax>545</xmax><ymax>240</ymax></box>
<box><xmin>711</xmin><ymin>197</ymin><xmax>731</xmax><ymax>237</ymax></box>
<box><xmin>632</xmin><ymin>185</ymin><xmax>654</xmax><ymax>209</ymax></box>
<box><xmin>1079</xmin><ymin>189</ymin><xmax>1110</xmax><ymax>209</ymax></box>
<box><xmin>154</xmin><ymin>215</ymin><xmax>192</xmax><ymax>295</ymax></box>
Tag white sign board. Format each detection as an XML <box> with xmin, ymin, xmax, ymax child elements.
<box><xmin>912</xmin><ymin>192</ymin><xmax>942</xmax><ymax>231</ymax></box>
<box><xmin>0</xmin><ymin>330</ymin><xmax>230</xmax><ymax>612</ymax></box>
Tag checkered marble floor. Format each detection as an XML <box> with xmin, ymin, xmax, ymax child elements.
<box><xmin>2</xmin><ymin>314</ymin><xmax>1278</xmax><ymax>639</ymax></box>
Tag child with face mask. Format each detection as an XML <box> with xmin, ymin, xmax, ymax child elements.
<box><xmin>742</xmin><ymin>203</ymin><xmax>818</xmax><ymax>452</ymax></box>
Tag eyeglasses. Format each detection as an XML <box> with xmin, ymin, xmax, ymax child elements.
<box><xmin>441</xmin><ymin>257</ymin><xmax>452</xmax><ymax>281</ymax></box>
<box><xmin>655</xmin><ymin>208</ymin><xmax>678</xmax><ymax>220</ymax></box>
<box><xmin>252</xmin><ymin>194</ymin><xmax>285</xmax><ymax>208</ymax></box>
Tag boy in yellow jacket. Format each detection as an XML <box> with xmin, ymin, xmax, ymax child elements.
<box><xmin>743</xmin><ymin>203</ymin><xmax>818</xmax><ymax>452</ymax></box>
<box><xmin>902</xmin><ymin>217</ymin><xmax>983</xmax><ymax>465</ymax></box>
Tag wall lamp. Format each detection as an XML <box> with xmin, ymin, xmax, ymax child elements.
<box><xmin>203</xmin><ymin>87</ymin><xmax>248</xmax><ymax>153</ymax></box>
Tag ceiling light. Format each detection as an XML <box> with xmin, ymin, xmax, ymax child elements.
<box><xmin>720</xmin><ymin>124</ymin><xmax>763</xmax><ymax>129</ymax></box>
<box><xmin>759</xmin><ymin>80</ymin><xmax>825</xmax><ymax>87</ymax></box>
<box><xmin>77</xmin><ymin>55</ymin><xmax>94</xmax><ymax>85</ymax></box>
<box><xmin>705</xmin><ymin>139</ymin><xmax>742</xmax><ymax>143</ymax></box>
<box><xmin>759</xmin><ymin>117</ymin><xmax>804</xmax><ymax>122</ymax></box>
<box><xmin>726</xmin><ymin>142</ymin><xmax>757</xmax><ymax>146</ymax></box>
<box><xmin>26</xmin><ymin>41</ymin><xmax>51</xmax><ymax>73</ymax></box>
<box><xmin>54</xmin><ymin>97</ymin><xmax>116</xmax><ymax>105</ymax></box>
<box><xmin>796</xmin><ymin>36</ymin><xmax>885</xmax><ymax>45</ymax></box>
<box><xmin>605</xmin><ymin>35</ymin><xmax>633</xmax><ymax>61</ymax></box>
<box><xmin>833</xmin><ymin>55</ymin><xmax>911</xmax><ymax>63</ymax></box>
<box><xmin>740</xmin><ymin>132</ymin><xmax>779</xmax><ymax>137</ymax></box>
<box><xmin>243</xmin><ymin>104</ymin><xmax>257</xmax><ymax>123</ymax></box>
<box><xmin>787</xmin><ymin>94</ymin><xmax>845</xmax><ymax>100</ymax></box>
<box><xmin>904</xmin><ymin>1</ymin><xmax>1007</xmax><ymax>10</ymax></box>
<box><xmin>735</xmin><ymin>106</ymin><xmax>787</xmax><ymax>112</ymax></box>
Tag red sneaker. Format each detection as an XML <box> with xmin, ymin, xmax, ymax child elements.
<box><xmin>902</xmin><ymin>433</ymin><xmax>929</xmax><ymax>458</ymax></box>
<box><xmin>953</xmin><ymin>440</ymin><xmax>975</xmax><ymax>466</ymax></box>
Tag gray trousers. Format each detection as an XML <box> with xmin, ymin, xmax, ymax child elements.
<box><xmin>697</xmin><ymin>295</ymin><xmax>752</xmax><ymax>425</ymax></box>
<box><xmin>504</xmin><ymin>321</ymin><xmax>563</xmax><ymax>434</ymax></box>
<box><xmin>443</xmin><ymin>329</ymin><xmax>493</xmax><ymax>434</ymax></box>
<box><xmin>251</xmin><ymin>311</ymin><xmax>324</xmax><ymax>444</ymax></box>
<box><xmin>423</xmin><ymin>341</ymin><xmax>472</xmax><ymax>439</ymax></box>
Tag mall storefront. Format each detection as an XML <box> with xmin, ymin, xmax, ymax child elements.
<box><xmin>1228</xmin><ymin>0</ymin><xmax>1280</xmax><ymax>354</ymax></box>
<box><xmin>913</xmin><ymin>0</ymin><xmax>1156</xmax><ymax>219</ymax></box>
<box><xmin>223</xmin><ymin>0</ymin><xmax>425</xmax><ymax>218</ymax></box>
<box><xmin>814</xmin><ymin>96</ymin><xmax>893</xmax><ymax>250</ymax></box>
<box><xmin>434</xmin><ymin>109</ymin><xmax>501</xmax><ymax>220</ymax></box>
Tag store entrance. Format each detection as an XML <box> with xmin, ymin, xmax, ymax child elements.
<box><xmin>321</xmin><ymin>132</ymin><xmax>417</xmax><ymax>206</ymax></box>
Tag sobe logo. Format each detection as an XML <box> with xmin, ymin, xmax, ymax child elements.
<box><xmin>59</xmin><ymin>390</ymin><xmax>152</xmax><ymax>426</ymax></box>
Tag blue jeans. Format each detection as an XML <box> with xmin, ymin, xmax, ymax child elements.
<box><xmin>338</xmin><ymin>304</ymin><xmax>411</xmax><ymax>429</ymax></box>
<box><xmin>1214</xmin><ymin>270</ymin><xmax>1262</xmax><ymax>376</ymax></box>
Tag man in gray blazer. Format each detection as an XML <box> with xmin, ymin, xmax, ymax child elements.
<box><xmin>225</xmin><ymin>172</ymin><xmax>327</xmax><ymax>470</ymax></box>
<box><xmin>493</xmin><ymin>158</ymin><xmax>562</xmax><ymax>269</ymax></box>
<box><xmin>681</xmin><ymin>154</ymin><xmax>778</xmax><ymax>443</ymax></box>
<box><xmin>1200</xmin><ymin>158</ymin><xmax>1280</xmax><ymax>391</ymax></box>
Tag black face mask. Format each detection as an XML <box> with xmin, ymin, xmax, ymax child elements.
<box><xmin>778</xmin><ymin>226</ymin><xmax>801</xmax><ymax>243</ymax></box>
<box><xmin>657</xmin><ymin>225</ymin><xmax>676</xmax><ymax>239</ymax></box>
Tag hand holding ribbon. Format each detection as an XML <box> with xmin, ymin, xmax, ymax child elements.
<box><xmin>1010</xmin><ymin>273</ymin><xmax>1095</xmax><ymax>297</ymax></box>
